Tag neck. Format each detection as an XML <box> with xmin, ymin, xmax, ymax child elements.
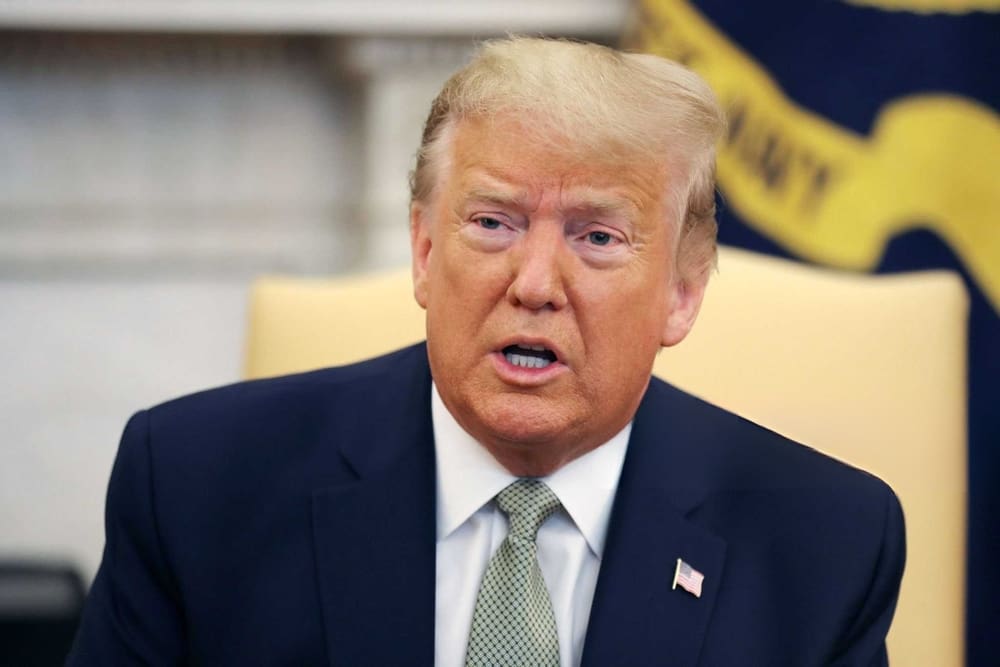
<box><xmin>479</xmin><ymin>436</ymin><xmax>606</xmax><ymax>478</ymax></box>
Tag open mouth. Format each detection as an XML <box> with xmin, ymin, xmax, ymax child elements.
<box><xmin>502</xmin><ymin>344</ymin><xmax>558</xmax><ymax>369</ymax></box>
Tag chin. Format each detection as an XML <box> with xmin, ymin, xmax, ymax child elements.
<box><xmin>473</xmin><ymin>392</ymin><xmax>579</xmax><ymax>447</ymax></box>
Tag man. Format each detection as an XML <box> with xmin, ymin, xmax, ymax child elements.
<box><xmin>69</xmin><ymin>38</ymin><xmax>904</xmax><ymax>666</ymax></box>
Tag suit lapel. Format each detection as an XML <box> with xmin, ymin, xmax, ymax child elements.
<box><xmin>311</xmin><ymin>346</ymin><xmax>437</xmax><ymax>666</ymax></box>
<box><xmin>582</xmin><ymin>379</ymin><xmax>728</xmax><ymax>667</ymax></box>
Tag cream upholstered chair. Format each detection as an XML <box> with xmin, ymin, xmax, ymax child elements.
<box><xmin>244</xmin><ymin>245</ymin><xmax>967</xmax><ymax>666</ymax></box>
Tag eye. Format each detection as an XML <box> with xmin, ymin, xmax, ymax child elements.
<box><xmin>476</xmin><ymin>216</ymin><xmax>504</xmax><ymax>230</ymax></box>
<box><xmin>587</xmin><ymin>231</ymin><xmax>613</xmax><ymax>246</ymax></box>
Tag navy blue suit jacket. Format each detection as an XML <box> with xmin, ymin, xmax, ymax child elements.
<box><xmin>68</xmin><ymin>343</ymin><xmax>904</xmax><ymax>666</ymax></box>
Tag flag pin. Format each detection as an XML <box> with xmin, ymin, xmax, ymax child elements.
<box><xmin>672</xmin><ymin>558</ymin><xmax>705</xmax><ymax>598</ymax></box>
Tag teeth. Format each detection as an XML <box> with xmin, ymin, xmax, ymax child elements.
<box><xmin>505</xmin><ymin>352</ymin><xmax>552</xmax><ymax>369</ymax></box>
<box><xmin>527</xmin><ymin>345</ymin><xmax>546</xmax><ymax>351</ymax></box>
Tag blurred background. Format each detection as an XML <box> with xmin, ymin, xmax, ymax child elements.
<box><xmin>0</xmin><ymin>1</ymin><xmax>995</xmax><ymax>664</ymax></box>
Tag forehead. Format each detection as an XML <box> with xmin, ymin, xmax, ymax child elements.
<box><xmin>443</xmin><ymin>115</ymin><xmax>671</xmax><ymax>212</ymax></box>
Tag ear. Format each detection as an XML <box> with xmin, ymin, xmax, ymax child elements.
<box><xmin>410</xmin><ymin>202</ymin><xmax>432</xmax><ymax>310</ymax></box>
<box><xmin>661</xmin><ymin>273</ymin><xmax>708</xmax><ymax>347</ymax></box>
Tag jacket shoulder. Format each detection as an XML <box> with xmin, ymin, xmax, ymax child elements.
<box><xmin>130</xmin><ymin>343</ymin><xmax>429</xmax><ymax>482</ymax></box>
<box><xmin>642</xmin><ymin>376</ymin><xmax>897</xmax><ymax>501</ymax></box>
<box><xmin>153</xmin><ymin>343</ymin><xmax>426</xmax><ymax>420</ymax></box>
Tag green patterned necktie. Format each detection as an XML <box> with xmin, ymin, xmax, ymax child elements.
<box><xmin>465</xmin><ymin>479</ymin><xmax>562</xmax><ymax>667</ymax></box>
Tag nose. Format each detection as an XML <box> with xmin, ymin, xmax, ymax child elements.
<box><xmin>506</xmin><ymin>225</ymin><xmax>569</xmax><ymax>311</ymax></box>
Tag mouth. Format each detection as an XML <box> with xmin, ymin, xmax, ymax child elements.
<box><xmin>501</xmin><ymin>343</ymin><xmax>559</xmax><ymax>370</ymax></box>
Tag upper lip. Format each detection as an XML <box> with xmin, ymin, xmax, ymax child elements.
<box><xmin>496</xmin><ymin>335</ymin><xmax>564</xmax><ymax>363</ymax></box>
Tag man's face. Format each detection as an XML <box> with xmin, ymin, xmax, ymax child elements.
<box><xmin>411</xmin><ymin>115</ymin><xmax>706</xmax><ymax>476</ymax></box>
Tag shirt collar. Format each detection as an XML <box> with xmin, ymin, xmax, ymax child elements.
<box><xmin>432</xmin><ymin>382</ymin><xmax>630</xmax><ymax>558</ymax></box>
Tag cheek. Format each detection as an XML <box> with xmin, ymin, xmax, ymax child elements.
<box><xmin>576</xmin><ymin>276</ymin><xmax>671</xmax><ymax>361</ymax></box>
<box><xmin>438</xmin><ymin>236</ymin><xmax>509</xmax><ymax>302</ymax></box>
<box><xmin>425</xmin><ymin>248</ymin><xmax>507</xmax><ymax>350</ymax></box>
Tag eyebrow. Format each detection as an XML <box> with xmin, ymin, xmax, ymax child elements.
<box><xmin>464</xmin><ymin>188</ymin><xmax>641</xmax><ymax>219</ymax></box>
<box><xmin>565</xmin><ymin>196</ymin><xmax>639</xmax><ymax>217</ymax></box>
<box><xmin>464</xmin><ymin>188</ymin><xmax>529</xmax><ymax>208</ymax></box>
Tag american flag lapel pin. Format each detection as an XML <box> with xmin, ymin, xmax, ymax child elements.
<box><xmin>672</xmin><ymin>558</ymin><xmax>705</xmax><ymax>598</ymax></box>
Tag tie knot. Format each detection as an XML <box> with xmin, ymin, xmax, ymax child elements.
<box><xmin>496</xmin><ymin>479</ymin><xmax>561</xmax><ymax>542</ymax></box>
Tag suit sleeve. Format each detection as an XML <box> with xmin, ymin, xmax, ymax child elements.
<box><xmin>67</xmin><ymin>410</ymin><xmax>187</xmax><ymax>666</ymax></box>
<box><xmin>829</xmin><ymin>485</ymin><xmax>907</xmax><ymax>667</ymax></box>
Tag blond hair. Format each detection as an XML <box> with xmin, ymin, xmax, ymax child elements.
<box><xmin>410</xmin><ymin>37</ymin><xmax>725</xmax><ymax>281</ymax></box>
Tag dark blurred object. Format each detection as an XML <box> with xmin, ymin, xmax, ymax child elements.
<box><xmin>0</xmin><ymin>561</ymin><xmax>86</xmax><ymax>666</ymax></box>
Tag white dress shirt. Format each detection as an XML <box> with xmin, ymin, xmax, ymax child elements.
<box><xmin>432</xmin><ymin>383</ymin><xmax>630</xmax><ymax>667</ymax></box>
